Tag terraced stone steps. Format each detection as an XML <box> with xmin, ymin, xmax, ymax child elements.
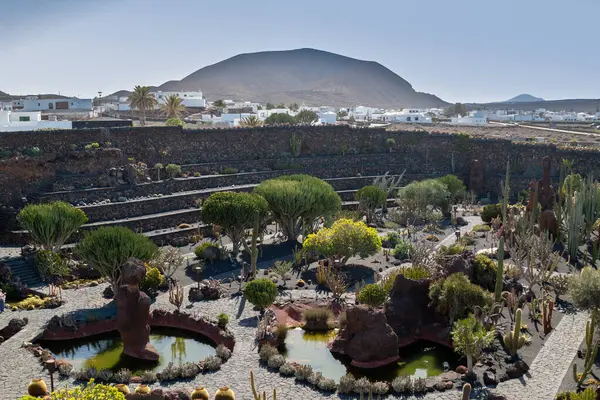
<box><xmin>3</xmin><ymin>257</ymin><xmax>41</xmax><ymax>288</ymax></box>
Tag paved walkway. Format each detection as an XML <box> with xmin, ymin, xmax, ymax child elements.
<box><xmin>0</xmin><ymin>280</ymin><xmax>586</xmax><ymax>399</ymax></box>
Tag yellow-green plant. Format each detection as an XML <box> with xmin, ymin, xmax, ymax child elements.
<box><xmin>503</xmin><ymin>308</ymin><xmax>526</xmax><ymax>356</ymax></box>
<box><xmin>315</xmin><ymin>261</ymin><xmax>330</xmax><ymax>286</ymax></box>
<box><xmin>573</xmin><ymin>312</ymin><xmax>598</xmax><ymax>388</ymax></box>
<box><xmin>250</xmin><ymin>370</ymin><xmax>277</xmax><ymax>400</ymax></box>
<box><xmin>494</xmin><ymin>237</ymin><xmax>505</xmax><ymax>303</ymax></box>
<box><xmin>20</xmin><ymin>379</ymin><xmax>125</xmax><ymax>400</ymax></box>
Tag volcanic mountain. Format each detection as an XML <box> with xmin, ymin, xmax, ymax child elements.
<box><xmin>152</xmin><ymin>48</ymin><xmax>448</xmax><ymax>108</ymax></box>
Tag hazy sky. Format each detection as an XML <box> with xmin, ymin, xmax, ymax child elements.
<box><xmin>1</xmin><ymin>0</ymin><xmax>598</xmax><ymax>103</ymax></box>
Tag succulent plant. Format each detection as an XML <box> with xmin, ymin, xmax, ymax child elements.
<box><xmin>258</xmin><ymin>344</ymin><xmax>278</xmax><ymax>362</ymax></box>
<box><xmin>353</xmin><ymin>377</ymin><xmax>372</xmax><ymax>394</ymax></box>
<box><xmin>97</xmin><ymin>369</ymin><xmax>113</xmax><ymax>382</ymax></box>
<box><xmin>113</xmin><ymin>368</ymin><xmax>132</xmax><ymax>383</ymax></box>
<box><xmin>294</xmin><ymin>364</ymin><xmax>313</xmax><ymax>381</ymax></box>
<box><xmin>278</xmin><ymin>362</ymin><xmax>296</xmax><ymax>376</ymax></box>
<box><xmin>27</xmin><ymin>379</ymin><xmax>48</xmax><ymax>397</ymax></box>
<box><xmin>338</xmin><ymin>373</ymin><xmax>356</xmax><ymax>394</ymax></box>
<box><xmin>191</xmin><ymin>386</ymin><xmax>210</xmax><ymax>400</ymax></box>
<box><xmin>216</xmin><ymin>344</ymin><xmax>232</xmax><ymax>360</ymax></box>
<box><xmin>135</xmin><ymin>384</ymin><xmax>151</xmax><ymax>394</ymax></box>
<box><xmin>214</xmin><ymin>386</ymin><xmax>235</xmax><ymax>400</ymax></box>
<box><xmin>115</xmin><ymin>384</ymin><xmax>130</xmax><ymax>394</ymax></box>
<box><xmin>141</xmin><ymin>370</ymin><xmax>158</xmax><ymax>383</ymax></box>
<box><xmin>267</xmin><ymin>355</ymin><xmax>285</xmax><ymax>369</ymax></box>
<box><xmin>202</xmin><ymin>355</ymin><xmax>222</xmax><ymax>371</ymax></box>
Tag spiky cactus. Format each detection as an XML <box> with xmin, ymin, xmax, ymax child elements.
<box><xmin>168</xmin><ymin>280</ymin><xmax>184</xmax><ymax>312</ymax></box>
<box><xmin>250</xmin><ymin>370</ymin><xmax>276</xmax><ymax>400</ymax></box>
<box><xmin>573</xmin><ymin>313</ymin><xmax>598</xmax><ymax>388</ymax></box>
<box><xmin>494</xmin><ymin>237</ymin><xmax>505</xmax><ymax>303</ymax></box>
<box><xmin>462</xmin><ymin>383</ymin><xmax>471</xmax><ymax>400</ymax></box>
<box><xmin>541</xmin><ymin>299</ymin><xmax>554</xmax><ymax>335</ymax></box>
<box><xmin>501</xmin><ymin>160</ymin><xmax>510</xmax><ymax>223</ymax></box>
<box><xmin>503</xmin><ymin>308</ymin><xmax>526</xmax><ymax>356</ymax></box>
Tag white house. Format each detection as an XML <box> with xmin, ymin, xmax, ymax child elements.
<box><xmin>350</xmin><ymin>106</ymin><xmax>380</xmax><ymax>121</ymax></box>
<box><xmin>221</xmin><ymin>113</ymin><xmax>255</xmax><ymax>126</ymax></box>
<box><xmin>318</xmin><ymin>111</ymin><xmax>337</xmax><ymax>125</ymax></box>
<box><xmin>0</xmin><ymin>110</ymin><xmax>72</xmax><ymax>132</ymax></box>
<box><xmin>20</xmin><ymin>96</ymin><xmax>92</xmax><ymax>112</ymax></box>
<box><xmin>450</xmin><ymin>114</ymin><xmax>487</xmax><ymax>126</ymax></box>
<box><xmin>256</xmin><ymin>108</ymin><xmax>292</xmax><ymax>120</ymax></box>
<box><xmin>153</xmin><ymin>91</ymin><xmax>206</xmax><ymax>108</ymax></box>
<box><xmin>380</xmin><ymin>109</ymin><xmax>431</xmax><ymax>123</ymax></box>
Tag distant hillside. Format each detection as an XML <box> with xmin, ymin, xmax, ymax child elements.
<box><xmin>148</xmin><ymin>48</ymin><xmax>448</xmax><ymax>108</ymax></box>
<box><xmin>0</xmin><ymin>91</ymin><xmax>69</xmax><ymax>101</ymax></box>
<box><xmin>469</xmin><ymin>98</ymin><xmax>600</xmax><ymax>113</ymax></box>
<box><xmin>505</xmin><ymin>94</ymin><xmax>545</xmax><ymax>103</ymax></box>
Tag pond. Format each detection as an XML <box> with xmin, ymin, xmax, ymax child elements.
<box><xmin>39</xmin><ymin>327</ymin><xmax>217</xmax><ymax>375</ymax></box>
<box><xmin>281</xmin><ymin>328</ymin><xmax>460</xmax><ymax>382</ymax></box>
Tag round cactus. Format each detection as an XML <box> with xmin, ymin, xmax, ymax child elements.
<box><xmin>27</xmin><ymin>378</ymin><xmax>48</xmax><ymax>396</ymax></box>
<box><xmin>134</xmin><ymin>384</ymin><xmax>151</xmax><ymax>394</ymax></box>
<box><xmin>115</xmin><ymin>384</ymin><xmax>130</xmax><ymax>394</ymax></box>
<box><xmin>192</xmin><ymin>386</ymin><xmax>210</xmax><ymax>400</ymax></box>
<box><xmin>214</xmin><ymin>386</ymin><xmax>235</xmax><ymax>400</ymax></box>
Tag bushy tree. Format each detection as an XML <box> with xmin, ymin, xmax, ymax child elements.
<box><xmin>165</xmin><ymin>164</ymin><xmax>181</xmax><ymax>179</ymax></box>
<box><xmin>437</xmin><ymin>175</ymin><xmax>466</xmax><ymax>204</ymax></box>
<box><xmin>18</xmin><ymin>201</ymin><xmax>88</xmax><ymax>252</ymax></box>
<box><xmin>570</xmin><ymin>266</ymin><xmax>600</xmax><ymax>312</ymax></box>
<box><xmin>357</xmin><ymin>283</ymin><xmax>388</xmax><ymax>307</ymax></box>
<box><xmin>76</xmin><ymin>226</ymin><xmax>158</xmax><ymax>295</ymax></box>
<box><xmin>303</xmin><ymin>219</ymin><xmax>382</xmax><ymax>267</ymax></box>
<box><xmin>295</xmin><ymin>110</ymin><xmax>319</xmax><ymax>125</ymax></box>
<box><xmin>264</xmin><ymin>113</ymin><xmax>296</xmax><ymax>125</ymax></box>
<box><xmin>355</xmin><ymin>185</ymin><xmax>387</xmax><ymax>224</ymax></box>
<box><xmin>451</xmin><ymin>314</ymin><xmax>496</xmax><ymax>373</ymax></box>
<box><xmin>398</xmin><ymin>179</ymin><xmax>450</xmax><ymax>217</ymax></box>
<box><xmin>429</xmin><ymin>273</ymin><xmax>491</xmax><ymax>325</ymax></box>
<box><xmin>201</xmin><ymin>192</ymin><xmax>269</xmax><ymax>253</ymax></box>
<box><xmin>244</xmin><ymin>278</ymin><xmax>278</xmax><ymax>311</ymax></box>
<box><xmin>254</xmin><ymin>175</ymin><xmax>341</xmax><ymax>240</ymax></box>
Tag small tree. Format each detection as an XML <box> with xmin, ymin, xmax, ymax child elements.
<box><xmin>451</xmin><ymin>315</ymin><xmax>496</xmax><ymax>373</ymax></box>
<box><xmin>570</xmin><ymin>266</ymin><xmax>600</xmax><ymax>313</ymax></box>
<box><xmin>254</xmin><ymin>175</ymin><xmax>341</xmax><ymax>241</ymax></box>
<box><xmin>201</xmin><ymin>192</ymin><xmax>269</xmax><ymax>254</ymax></box>
<box><xmin>154</xmin><ymin>163</ymin><xmax>163</xmax><ymax>181</ymax></box>
<box><xmin>272</xmin><ymin>261</ymin><xmax>292</xmax><ymax>286</ymax></box>
<box><xmin>437</xmin><ymin>175</ymin><xmax>466</xmax><ymax>204</ymax></box>
<box><xmin>355</xmin><ymin>185</ymin><xmax>387</xmax><ymax>224</ymax></box>
<box><xmin>429</xmin><ymin>273</ymin><xmax>491</xmax><ymax>325</ymax></box>
<box><xmin>398</xmin><ymin>179</ymin><xmax>451</xmax><ymax>217</ymax></box>
<box><xmin>303</xmin><ymin>219</ymin><xmax>382</xmax><ymax>267</ymax></box>
<box><xmin>76</xmin><ymin>226</ymin><xmax>158</xmax><ymax>295</ymax></box>
<box><xmin>385</xmin><ymin>138</ymin><xmax>396</xmax><ymax>153</ymax></box>
<box><xmin>244</xmin><ymin>278</ymin><xmax>278</xmax><ymax>312</ymax></box>
<box><xmin>295</xmin><ymin>110</ymin><xmax>319</xmax><ymax>125</ymax></box>
<box><xmin>264</xmin><ymin>113</ymin><xmax>296</xmax><ymax>125</ymax></box>
<box><xmin>148</xmin><ymin>246</ymin><xmax>184</xmax><ymax>285</ymax></box>
<box><xmin>357</xmin><ymin>283</ymin><xmax>388</xmax><ymax>308</ymax></box>
<box><xmin>18</xmin><ymin>201</ymin><xmax>88</xmax><ymax>253</ymax></box>
<box><xmin>240</xmin><ymin>115</ymin><xmax>262</xmax><ymax>127</ymax></box>
<box><xmin>165</xmin><ymin>164</ymin><xmax>181</xmax><ymax>179</ymax></box>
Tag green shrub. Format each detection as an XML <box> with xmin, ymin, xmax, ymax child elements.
<box><xmin>397</xmin><ymin>179</ymin><xmax>451</xmax><ymax>217</ymax></box>
<box><xmin>429</xmin><ymin>273</ymin><xmax>491</xmax><ymax>324</ymax></box>
<box><xmin>165</xmin><ymin>164</ymin><xmax>182</xmax><ymax>179</ymax></box>
<box><xmin>302</xmin><ymin>308</ymin><xmax>334</xmax><ymax>323</ymax></box>
<box><xmin>459</xmin><ymin>234</ymin><xmax>476</xmax><ymax>246</ymax></box>
<box><xmin>472</xmin><ymin>224</ymin><xmax>491</xmax><ymax>232</ymax></box>
<box><xmin>34</xmin><ymin>249</ymin><xmax>70</xmax><ymax>281</ymax></box>
<box><xmin>165</xmin><ymin>118</ymin><xmax>184</xmax><ymax>127</ymax></box>
<box><xmin>140</xmin><ymin>266</ymin><xmax>163</xmax><ymax>295</ymax></box>
<box><xmin>357</xmin><ymin>283</ymin><xmax>388</xmax><ymax>307</ymax></box>
<box><xmin>392</xmin><ymin>240</ymin><xmax>413</xmax><ymax>260</ymax></box>
<box><xmin>217</xmin><ymin>313</ymin><xmax>229</xmax><ymax>327</ymax></box>
<box><xmin>569</xmin><ymin>266</ymin><xmax>600</xmax><ymax>311</ymax></box>
<box><xmin>23</xmin><ymin>147</ymin><xmax>41</xmax><ymax>157</ymax></box>
<box><xmin>355</xmin><ymin>185</ymin><xmax>387</xmax><ymax>223</ymax></box>
<box><xmin>244</xmin><ymin>278</ymin><xmax>278</xmax><ymax>310</ymax></box>
<box><xmin>84</xmin><ymin>142</ymin><xmax>100</xmax><ymax>150</ymax></box>
<box><xmin>472</xmin><ymin>254</ymin><xmax>497</xmax><ymax>291</ymax></box>
<box><xmin>481</xmin><ymin>204</ymin><xmax>502</xmax><ymax>223</ymax></box>
<box><xmin>221</xmin><ymin>167</ymin><xmax>238</xmax><ymax>174</ymax></box>
<box><xmin>399</xmin><ymin>265</ymin><xmax>431</xmax><ymax>280</ymax></box>
<box><xmin>437</xmin><ymin>174</ymin><xmax>466</xmax><ymax>203</ymax></box>
<box><xmin>383</xmin><ymin>232</ymin><xmax>401</xmax><ymax>248</ymax></box>
<box><xmin>438</xmin><ymin>243</ymin><xmax>466</xmax><ymax>256</ymax></box>
<box><xmin>19</xmin><ymin>380</ymin><xmax>126</xmax><ymax>399</ymax></box>
<box><xmin>194</xmin><ymin>241</ymin><xmax>220</xmax><ymax>263</ymax></box>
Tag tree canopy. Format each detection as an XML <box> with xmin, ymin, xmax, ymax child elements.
<box><xmin>295</xmin><ymin>110</ymin><xmax>319</xmax><ymax>125</ymax></box>
<box><xmin>303</xmin><ymin>219</ymin><xmax>382</xmax><ymax>266</ymax></box>
<box><xmin>254</xmin><ymin>174</ymin><xmax>342</xmax><ymax>240</ymax></box>
<box><xmin>437</xmin><ymin>174</ymin><xmax>466</xmax><ymax>204</ymax></box>
<box><xmin>444</xmin><ymin>103</ymin><xmax>468</xmax><ymax>117</ymax></box>
<box><xmin>451</xmin><ymin>315</ymin><xmax>495</xmax><ymax>372</ymax></box>
<box><xmin>18</xmin><ymin>201</ymin><xmax>88</xmax><ymax>253</ymax></box>
<box><xmin>201</xmin><ymin>191</ymin><xmax>269</xmax><ymax>253</ymax></box>
<box><xmin>127</xmin><ymin>86</ymin><xmax>157</xmax><ymax>126</ymax></box>
<box><xmin>161</xmin><ymin>94</ymin><xmax>187</xmax><ymax>119</ymax></box>
<box><xmin>355</xmin><ymin>185</ymin><xmax>387</xmax><ymax>224</ymax></box>
<box><xmin>240</xmin><ymin>115</ymin><xmax>262</xmax><ymax>127</ymax></box>
<box><xmin>264</xmin><ymin>113</ymin><xmax>296</xmax><ymax>125</ymax></box>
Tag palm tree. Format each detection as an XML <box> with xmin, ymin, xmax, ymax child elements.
<box><xmin>240</xmin><ymin>115</ymin><xmax>262</xmax><ymax>127</ymax></box>
<box><xmin>161</xmin><ymin>95</ymin><xmax>187</xmax><ymax>119</ymax></box>
<box><xmin>128</xmin><ymin>86</ymin><xmax>157</xmax><ymax>126</ymax></box>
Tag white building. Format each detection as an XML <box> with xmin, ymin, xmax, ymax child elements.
<box><xmin>256</xmin><ymin>108</ymin><xmax>292</xmax><ymax>120</ymax></box>
<box><xmin>450</xmin><ymin>114</ymin><xmax>487</xmax><ymax>126</ymax></box>
<box><xmin>0</xmin><ymin>110</ymin><xmax>72</xmax><ymax>132</ymax></box>
<box><xmin>226</xmin><ymin>102</ymin><xmax>261</xmax><ymax>113</ymax></box>
<box><xmin>153</xmin><ymin>91</ymin><xmax>206</xmax><ymax>108</ymax></box>
<box><xmin>379</xmin><ymin>109</ymin><xmax>431</xmax><ymax>123</ymax></box>
<box><xmin>318</xmin><ymin>111</ymin><xmax>337</xmax><ymax>125</ymax></box>
<box><xmin>19</xmin><ymin>96</ymin><xmax>92</xmax><ymax>112</ymax></box>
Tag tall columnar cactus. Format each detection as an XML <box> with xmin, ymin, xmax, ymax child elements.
<box><xmin>250</xmin><ymin>370</ymin><xmax>276</xmax><ymax>400</ymax></box>
<box><xmin>564</xmin><ymin>186</ymin><xmax>586</xmax><ymax>261</ymax></box>
<box><xmin>501</xmin><ymin>160</ymin><xmax>510</xmax><ymax>223</ymax></box>
<box><xmin>573</xmin><ymin>313</ymin><xmax>598</xmax><ymax>387</ymax></box>
<box><xmin>168</xmin><ymin>281</ymin><xmax>184</xmax><ymax>312</ymax></box>
<box><xmin>462</xmin><ymin>383</ymin><xmax>471</xmax><ymax>400</ymax></box>
<box><xmin>494</xmin><ymin>237</ymin><xmax>505</xmax><ymax>303</ymax></box>
<box><xmin>250</xmin><ymin>212</ymin><xmax>260</xmax><ymax>277</ymax></box>
<box><xmin>541</xmin><ymin>299</ymin><xmax>554</xmax><ymax>335</ymax></box>
<box><xmin>503</xmin><ymin>308</ymin><xmax>526</xmax><ymax>356</ymax></box>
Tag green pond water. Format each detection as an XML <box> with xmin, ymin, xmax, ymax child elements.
<box><xmin>281</xmin><ymin>328</ymin><xmax>459</xmax><ymax>382</ymax></box>
<box><xmin>39</xmin><ymin>328</ymin><xmax>216</xmax><ymax>375</ymax></box>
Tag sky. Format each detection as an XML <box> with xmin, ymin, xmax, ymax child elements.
<box><xmin>1</xmin><ymin>0</ymin><xmax>598</xmax><ymax>104</ymax></box>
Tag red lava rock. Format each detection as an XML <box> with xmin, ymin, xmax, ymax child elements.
<box><xmin>455</xmin><ymin>365</ymin><xmax>468</xmax><ymax>374</ymax></box>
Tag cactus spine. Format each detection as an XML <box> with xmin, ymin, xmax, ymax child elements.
<box><xmin>541</xmin><ymin>299</ymin><xmax>554</xmax><ymax>335</ymax></box>
<box><xmin>494</xmin><ymin>237</ymin><xmax>504</xmax><ymax>303</ymax></box>
<box><xmin>462</xmin><ymin>383</ymin><xmax>471</xmax><ymax>400</ymax></box>
<box><xmin>573</xmin><ymin>312</ymin><xmax>598</xmax><ymax>387</ymax></box>
<box><xmin>503</xmin><ymin>308</ymin><xmax>526</xmax><ymax>356</ymax></box>
<box><xmin>250</xmin><ymin>370</ymin><xmax>276</xmax><ymax>400</ymax></box>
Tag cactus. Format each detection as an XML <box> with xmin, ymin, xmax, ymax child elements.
<box><xmin>372</xmin><ymin>170</ymin><xmax>405</xmax><ymax>213</ymax></box>
<box><xmin>250</xmin><ymin>370</ymin><xmax>276</xmax><ymax>400</ymax></box>
<box><xmin>573</xmin><ymin>313</ymin><xmax>598</xmax><ymax>388</ymax></box>
<box><xmin>191</xmin><ymin>386</ymin><xmax>210</xmax><ymax>400</ymax></box>
<box><xmin>494</xmin><ymin>237</ymin><xmax>505</xmax><ymax>303</ymax></box>
<box><xmin>501</xmin><ymin>160</ymin><xmax>510</xmax><ymax>223</ymax></box>
<box><xmin>115</xmin><ymin>384</ymin><xmax>130</xmax><ymax>394</ymax></box>
<box><xmin>290</xmin><ymin>134</ymin><xmax>302</xmax><ymax>158</ymax></box>
<box><xmin>169</xmin><ymin>280</ymin><xmax>184</xmax><ymax>312</ymax></box>
<box><xmin>27</xmin><ymin>379</ymin><xmax>48</xmax><ymax>396</ymax></box>
<box><xmin>250</xmin><ymin>211</ymin><xmax>261</xmax><ymax>277</ymax></box>
<box><xmin>572</xmin><ymin>387</ymin><xmax>597</xmax><ymax>400</ymax></box>
<box><xmin>135</xmin><ymin>384</ymin><xmax>151</xmax><ymax>394</ymax></box>
<box><xmin>541</xmin><ymin>299</ymin><xmax>554</xmax><ymax>335</ymax></box>
<box><xmin>215</xmin><ymin>387</ymin><xmax>235</xmax><ymax>400</ymax></box>
<box><xmin>503</xmin><ymin>308</ymin><xmax>526</xmax><ymax>356</ymax></box>
<box><xmin>462</xmin><ymin>383</ymin><xmax>471</xmax><ymax>400</ymax></box>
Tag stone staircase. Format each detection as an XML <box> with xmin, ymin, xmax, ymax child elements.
<box><xmin>4</xmin><ymin>257</ymin><xmax>42</xmax><ymax>288</ymax></box>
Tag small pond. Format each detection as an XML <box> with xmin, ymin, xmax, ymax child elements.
<box><xmin>281</xmin><ymin>328</ymin><xmax>460</xmax><ymax>382</ymax></box>
<box><xmin>39</xmin><ymin>327</ymin><xmax>217</xmax><ymax>374</ymax></box>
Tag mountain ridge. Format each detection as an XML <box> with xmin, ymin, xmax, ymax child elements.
<box><xmin>505</xmin><ymin>94</ymin><xmax>545</xmax><ymax>103</ymax></box>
